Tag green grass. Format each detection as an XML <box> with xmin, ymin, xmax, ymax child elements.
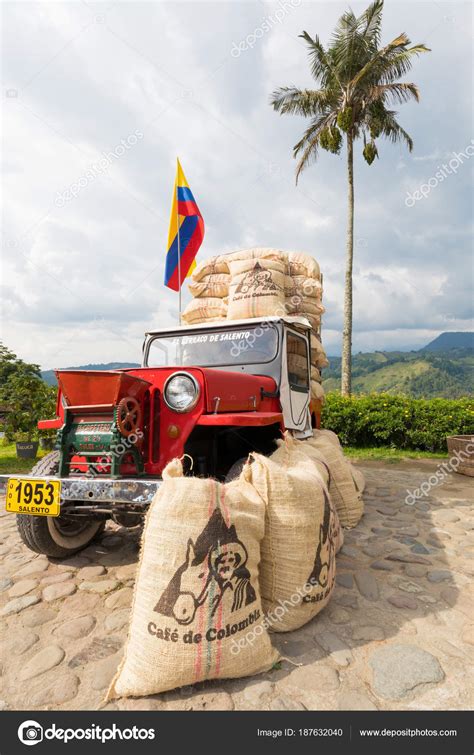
<box><xmin>0</xmin><ymin>442</ymin><xmax>48</xmax><ymax>474</ymax></box>
<box><xmin>342</xmin><ymin>446</ymin><xmax>448</xmax><ymax>461</ymax></box>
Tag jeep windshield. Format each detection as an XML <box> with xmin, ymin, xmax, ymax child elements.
<box><xmin>145</xmin><ymin>324</ymin><xmax>279</xmax><ymax>368</ymax></box>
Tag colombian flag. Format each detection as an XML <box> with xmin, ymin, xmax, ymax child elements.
<box><xmin>164</xmin><ymin>159</ymin><xmax>204</xmax><ymax>291</ymax></box>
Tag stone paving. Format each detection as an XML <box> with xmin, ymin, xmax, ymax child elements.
<box><xmin>0</xmin><ymin>459</ymin><xmax>472</xmax><ymax>712</ymax></box>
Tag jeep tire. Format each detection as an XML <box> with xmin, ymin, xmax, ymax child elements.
<box><xmin>16</xmin><ymin>451</ymin><xmax>105</xmax><ymax>558</ymax></box>
<box><xmin>224</xmin><ymin>456</ymin><xmax>250</xmax><ymax>483</ymax></box>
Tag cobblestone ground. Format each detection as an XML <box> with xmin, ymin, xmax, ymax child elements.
<box><xmin>0</xmin><ymin>460</ymin><xmax>472</xmax><ymax>712</ymax></box>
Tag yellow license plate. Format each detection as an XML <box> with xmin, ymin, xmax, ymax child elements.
<box><xmin>6</xmin><ymin>478</ymin><xmax>61</xmax><ymax>517</ymax></box>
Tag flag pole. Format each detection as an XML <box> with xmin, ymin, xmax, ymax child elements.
<box><xmin>176</xmin><ymin>159</ymin><xmax>181</xmax><ymax>325</ymax></box>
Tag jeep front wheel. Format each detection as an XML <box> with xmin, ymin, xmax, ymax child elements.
<box><xmin>225</xmin><ymin>456</ymin><xmax>250</xmax><ymax>483</ymax></box>
<box><xmin>16</xmin><ymin>451</ymin><xmax>105</xmax><ymax>558</ymax></box>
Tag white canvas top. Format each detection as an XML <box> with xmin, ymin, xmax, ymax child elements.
<box><xmin>145</xmin><ymin>315</ymin><xmax>312</xmax><ymax>337</ymax></box>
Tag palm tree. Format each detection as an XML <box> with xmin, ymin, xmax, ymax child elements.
<box><xmin>271</xmin><ymin>0</ymin><xmax>429</xmax><ymax>395</ymax></box>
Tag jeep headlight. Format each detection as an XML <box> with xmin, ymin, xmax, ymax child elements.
<box><xmin>164</xmin><ymin>372</ymin><xmax>200</xmax><ymax>413</ymax></box>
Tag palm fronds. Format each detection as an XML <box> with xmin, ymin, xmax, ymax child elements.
<box><xmin>380</xmin><ymin>111</ymin><xmax>414</xmax><ymax>150</ymax></box>
<box><xmin>360</xmin><ymin>0</ymin><xmax>384</xmax><ymax>48</ymax></box>
<box><xmin>299</xmin><ymin>31</ymin><xmax>342</xmax><ymax>88</ymax></box>
<box><xmin>271</xmin><ymin>1</ymin><xmax>428</xmax><ymax>180</ymax></box>
<box><xmin>270</xmin><ymin>87</ymin><xmax>337</xmax><ymax>116</ymax></box>
<box><xmin>367</xmin><ymin>82</ymin><xmax>420</xmax><ymax>105</ymax></box>
<box><xmin>351</xmin><ymin>37</ymin><xmax>430</xmax><ymax>90</ymax></box>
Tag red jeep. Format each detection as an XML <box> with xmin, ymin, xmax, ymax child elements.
<box><xmin>1</xmin><ymin>316</ymin><xmax>322</xmax><ymax>557</ymax></box>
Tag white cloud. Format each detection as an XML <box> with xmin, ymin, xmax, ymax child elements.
<box><xmin>1</xmin><ymin>0</ymin><xmax>472</xmax><ymax>368</ymax></box>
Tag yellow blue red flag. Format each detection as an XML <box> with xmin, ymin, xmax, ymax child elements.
<box><xmin>164</xmin><ymin>158</ymin><xmax>204</xmax><ymax>291</ymax></box>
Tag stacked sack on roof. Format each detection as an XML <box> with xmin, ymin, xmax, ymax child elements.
<box><xmin>182</xmin><ymin>255</ymin><xmax>230</xmax><ymax>324</ymax></box>
<box><xmin>284</xmin><ymin>250</ymin><xmax>326</xmax><ymax>402</ymax></box>
<box><xmin>182</xmin><ymin>248</ymin><xmax>328</xmax><ymax>402</ymax></box>
<box><xmin>226</xmin><ymin>248</ymin><xmax>286</xmax><ymax>320</ymax></box>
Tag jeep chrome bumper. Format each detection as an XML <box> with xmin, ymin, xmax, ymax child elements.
<box><xmin>0</xmin><ymin>474</ymin><xmax>161</xmax><ymax>507</ymax></box>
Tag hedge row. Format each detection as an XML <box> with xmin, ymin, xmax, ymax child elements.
<box><xmin>321</xmin><ymin>393</ymin><xmax>474</xmax><ymax>452</ymax></box>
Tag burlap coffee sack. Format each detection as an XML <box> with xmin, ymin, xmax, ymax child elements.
<box><xmin>192</xmin><ymin>255</ymin><xmax>230</xmax><ymax>280</ymax></box>
<box><xmin>287</xmin><ymin>332</ymin><xmax>328</xmax><ymax>369</ymax></box>
<box><xmin>181</xmin><ymin>297</ymin><xmax>228</xmax><ymax>324</ymax></box>
<box><xmin>301</xmin><ymin>430</ymin><xmax>364</xmax><ymax>528</ymax></box>
<box><xmin>311</xmin><ymin>380</ymin><xmax>325</xmax><ymax>401</ymax></box>
<box><xmin>226</xmin><ymin>248</ymin><xmax>286</xmax><ymax>266</ymax></box>
<box><xmin>284</xmin><ymin>276</ymin><xmax>322</xmax><ymax>299</ymax></box>
<box><xmin>188</xmin><ymin>273</ymin><xmax>230</xmax><ymax>299</ymax></box>
<box><xmin>310</xmin><ymin>333</ymin><xmax>329</xmax><ymax>369</ymax></box>
<box><xmin>107</xmin><ymin>459</ymin><xmax>278</xmax><ymax>699</ymax></box>
<box><xmin>351</xmin><ymin>467</ymin><xmax>366</xmax><ymax>494</ymax></box>
<box><xmin>244</xmin><ymin>435</ymin><xmax>342</xmax><ymax>632</ymax></box>
<box><xmin>286</xmin><ymin>296</ymin><xmax>325</xmax><ymax>318</ymax></box>
<box><xmin>287</xmin><ymin>251</ymin><xmax>321</xmax><ymax>279</ymax></box>
<box><xmin>227</xmin><ymin>263</ymin><xmax>285</xmax><ymax>320</ymax></box>
<box><xmin>288</xmin><ymin>353</ymin><xmax>321</xmax><ymax>383</ymax></box>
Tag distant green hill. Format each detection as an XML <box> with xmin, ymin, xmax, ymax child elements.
<box><xmin>422</xmin><ymin>332</ymin><xmax>473</xmax><ymax>351</ymax></box>
<box><xmin>41</xmin><ymin>362</ymin><xmax>140</xmax><ymax>386</ymax></box>
<box><xmin>40</xmin><ymin>332</ymin><xmax>473</xmax><ymax>399</ymax></box>
<box><xmin>323</xmin><ymin>347</ymin><xmax>473</xmax><ymax>398</ymax></box>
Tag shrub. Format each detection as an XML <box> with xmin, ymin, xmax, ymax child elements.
<box><xmin>0</xmin><ymin>343</ymin><xmax>57</xmax><ymax>441</ymax></box>
<box><xmin>321</xmin><ymin>393</ymin><xmax>474</xmax><ymax>452</ymax></box>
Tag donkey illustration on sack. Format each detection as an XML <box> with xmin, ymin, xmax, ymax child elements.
<box><xmin>307</xmin><ymin>491</ymin><xmax>339</xmax><ymax>589</ymax></box>
<box><xmin>154</xmin><ymin>509</ymin><xmax>256</xmax><ymax>625</ymax></box>
<box><xmin>235</xmin><ymin>261</ymin><xmax>279</xmax><ymax>296</ymax></box>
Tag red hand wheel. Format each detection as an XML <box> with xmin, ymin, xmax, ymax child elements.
<box><xmin>117</xmin><ymin>396</ymin><xmax>142</xmax><ymax>438</ymax></box>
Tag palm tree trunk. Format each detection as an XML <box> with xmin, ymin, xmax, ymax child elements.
<box><xmin>341</xmin><ymin>131</ymin><xmax>354</xmax><ymax>396</ymax></box>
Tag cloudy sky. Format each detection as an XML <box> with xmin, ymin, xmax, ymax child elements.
<box><xmin>1</xmin><ymin>0</ymin><xmax>472</xmax><ymax>368</ymax></box>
